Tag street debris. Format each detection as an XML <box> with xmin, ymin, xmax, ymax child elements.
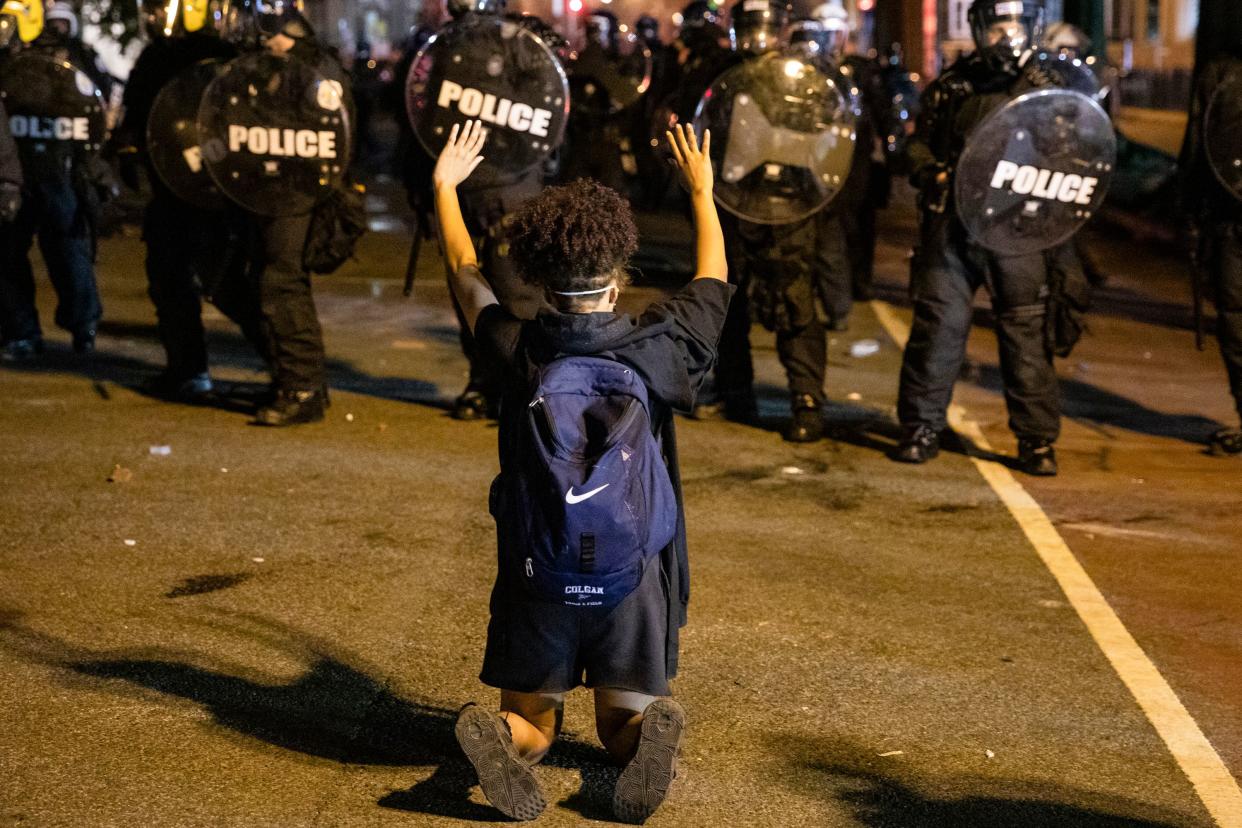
<box><xmin>985</xmin><ymin>750</ymin><xmax>996</xmax><ymax>759</ymax></box>
<box><xmin>847</xmin><ymin>392</ymin><xmax>863</xmax><ymax>401</ymax></box>
<box><xmin>252</xmin><ymin>557</ymin><xmax>265</xmax><ymax>563</ymax></box>
<box><xmin>123</xmin><ymin>539</ymin><xmax>137</xmax><ymax>547</ymax></box>
<box><xmin>148</xmin><ymin>445</ymin><xmax>172</xmax><ymax>457</ymax></box>
<box><xmin>781</xmin><ymin>466</ymin><xmax>805</xmax><ymax>476</ymax></box>
<box><xmin>878</xmin><ymin>750</ymin><xmax>904</xmax><ymax>758</ymax></box>
<box><xmin>346</xmin><ymin>413</ymin><xmax>355</xmax><ymax>422</ymax></box>
<box><xmin>850</xmin><ymin>339</ymin><xmax>881</xmax><ymax>358</ymax></box>
<box><xmin>107</xmin><ymin>465</ymin><xmax>133</xmax><ymax>483</ymax></box>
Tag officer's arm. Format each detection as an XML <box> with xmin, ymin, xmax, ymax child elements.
<box><xmin>903</xmin><ymin>82</ymin><xmax>944</xmax><ymax>185</ymax></box>
<box><xmin>433</xmin><ymin>120</ymin><xmax>497</xmax><ymax>334</ymax></box>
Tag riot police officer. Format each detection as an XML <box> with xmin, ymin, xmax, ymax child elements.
<box><xmin>114</xmin><ymin>0</ymin><xmax>245</xmax><ymax>401</ymax></box>
<box><xmin>1180</xmin><ymin>50</ymin><xmax>1242</xmax><ymax>455</ymax></box>
<box><xmin>707</xmin><ymin>0</ymin><xmax>852</xmax><ymax>443</ymax></box>
<box><xmin>411</xmin><ymin>0</ymin><xmax>555</xmax><ymax>421</ymax></box>
<box><xmin>243</xmin><ymin>9</ymin><xmax>347</xmax><ymax>426</ymax></box>
<box><xmin>0</xmin><ymin>1</ymin><xmax>107</xmax><ymax>361</ymax></box>
<box><xmin>896</xmin><ymin>0</ymin><xmax>1065</xmax><ymax>475</ymax></box>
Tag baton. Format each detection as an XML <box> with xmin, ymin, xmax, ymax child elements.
<box><xmin>1189</xmin><ymin>225</ymin><xmax>1206</xmax><ymax>352</ymax></box>
<box><xmin>403</xmin><ymin>209</ymin><xmax>431</xmax><ymax>298</ymax></box>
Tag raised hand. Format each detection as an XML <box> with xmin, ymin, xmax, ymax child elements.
<box><xmin>666</xmin><ymin>123</ymin><xmax>714</xmax><ymax>197</ymax></box>
<box><xmin>433</xmin><ymin>119</ymin><xmax>488</xmax><ymax>190</ymax></box>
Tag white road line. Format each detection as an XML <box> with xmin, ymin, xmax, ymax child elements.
<box><xmin>871</xmin><ymin>300</ymin><xmax>1242</xmax><ymax>826</ymax></box>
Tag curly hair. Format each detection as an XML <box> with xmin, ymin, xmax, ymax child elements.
<box><xmin>506</xmin><ymin>179</ymin><xmax>638</xmax><ymax>300</ymax></box>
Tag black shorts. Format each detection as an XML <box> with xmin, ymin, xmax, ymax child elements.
<box><xmin>480</xmin><ymin>558</ymin><xmax>672</xmax><ymax>697</ymax></box>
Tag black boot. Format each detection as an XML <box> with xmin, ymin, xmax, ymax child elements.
<box><xmin>1208</xmin><ymin>428</ymin><xmax>1242</xmax><ymax>457</ymax></box>
<box><xmin>1017</xmin><ymin>438</ymin><xmax>1058</xmax><ymax>476</ymax></box>
<box><xmin>1</xmin><ymin>338</ymin><xmax>44</xmax><ymax>362</ymax></box>
<box><xmin>452</xmin><ymin>388</ymin><xmax>492</xmax><ymax>421</ymax></box>
<box><xmin>894</xmin><ymin>425</ymin><xmax>940</xmax><ymax>464</ymax></box>
<box><xmin>254</xmin><ymin>389</ymin><xmax>327</xmax><ymax>427</ymax></box>
<box><xmin>783</xmin><ymin>394</ymin><xmax>823</xmax><ymax>443</ymax></box>
<box><xmin>73</xmin><ymin>328</ymin><xmax>97</xmax><ymax>354</ymax></box>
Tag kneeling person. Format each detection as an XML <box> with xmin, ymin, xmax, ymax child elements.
<box><xmin>433</xmin><ymin>121</ymin><xmax>730</xmax><ymax>822</ymax></box>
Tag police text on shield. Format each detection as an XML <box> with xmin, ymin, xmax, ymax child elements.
<box><xmin>989</xmin><ymin>160</ymin><xmax>1098</xmax><ymax>205</ymax></box>
<box><xmin>436</xmin><ymin>80</ymin><xmax>552</xmax><ymax>138</ymax></box>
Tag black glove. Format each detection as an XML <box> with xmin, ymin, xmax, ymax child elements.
<box><xmin>0</xmin><ymin>183</ymin><xmax>20</xmax><ymax>223</ymax></box>
<box><xmin>1013</xmin><ymin>58</ymin><xmax>1058</xmax><ymax>95</ymax></box>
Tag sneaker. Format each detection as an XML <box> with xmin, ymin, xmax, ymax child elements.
<box><xmin>455</xmin><ymin>704</ymin><xmax>546</xmax><ymax>821</ymax></box>
<box><xmin>894</xmin><ymin>425</ymin><xmax>940</xmax><ymax>464</ymax></box>
<box><xmin>1018</xmin><ymin>439</ymin><xmax>1058</xmax><ymax>477</ymax></box>
<box><xmin>613</xmin><ymin>699</ymin><xmax>686</xmax><ymax>824</ymax></box>
<box><xmin>1208</xmin><ymin>428</ymin><xmax>1242</xmax><ymax>457</ymax></box>
<box><xmin>1</xmin><ymin>338</ymin><xmax>43</xmax><ymax>362</ymax></box>
<box><xmin>783</xmin><ymin>394</ymin><xmax>824</xmax><ymax>443</ymax></box>
<box><xmin>254</xmin><ymin>389</ymin><xmax>327</xmax><ymax>427</ymax></box>
<box><xmin>452</xmin><ymin>389</ymin><xmax>491</xmax><ymax>421</ymax></box>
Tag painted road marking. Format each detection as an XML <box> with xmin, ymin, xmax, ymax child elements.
<box><xmin>871</xmin><ymin>300</ymin><xmax>1242</xmax><ymax>826</ymax></box>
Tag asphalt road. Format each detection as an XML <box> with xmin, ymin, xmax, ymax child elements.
<box><xmin>0</xmin><ymin>192</ymin><xmax>1237</xmax><ymax>827</ymax></box>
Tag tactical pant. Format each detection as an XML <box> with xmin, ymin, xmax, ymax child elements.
<box><xmin>715</xmin><ymin>216</ymin><xmax>839</xmax><ymax>404</ymax></box>
<box><xmin>898</xmin><ymin>214</ymin><xmax>1061</xmax><ymax>442</ymax></box>
<box><xmin>1207</xmin><ymin>222</ymin><xmax>1242</xmax><ymax>422</ymax></box>
<box><xmin>144</xmin><ymin>192</ymin><xmax>263</xmax><ymax>380</ymax></box>
<box><xmin>0</xmin><ymin>176</ymin><xmax>101</xmax><ymax>343</ymax></box>
<box><xmin>248</xmin><ymin>213</ymin><xmax>325</xmax><ymax>393</ymax></box>
<box><xmin>815</xmin><ymin>209</ymin><xmax>853</xmax><ymax>327</ymax></box>
<box><xmin>842</xmin><ymin>199</ymin><xmax>878</xmax><ymax>300</ymax></box>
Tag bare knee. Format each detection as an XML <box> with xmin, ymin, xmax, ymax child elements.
<box><xmin>500</xmin><ymin>690</ymin><xmax>564</xmax><ymax>764</ymax></box>
<box><xmin>595</xmin><ymin>689</ymin><xmax>657</xmax><ymax>765</ymax></box>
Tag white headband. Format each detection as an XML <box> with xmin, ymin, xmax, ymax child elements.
<box><xmin>551</xmin><ymin>285</ymin><xmax>614</xmax><ymax>297</ymax></box>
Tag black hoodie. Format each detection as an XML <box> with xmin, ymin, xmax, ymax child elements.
<box><xmin>476</xmin><ymin>276</ymin><xmax>734</xmax><ymax>676</ymax></box>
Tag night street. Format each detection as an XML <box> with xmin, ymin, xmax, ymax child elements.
<box><xmin>2</xmin><ymin>189</ymin><xmax>1239</xmax><ymax>826</ymax></box>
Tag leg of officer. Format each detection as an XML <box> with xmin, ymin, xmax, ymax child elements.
<box><xmin>253</xmin><ymin>213</ymin><xmax>327</xmax><ymax>426</ymax></box>
<box><xmin>0</xmin><ymin>190</ymin><xmax>43</xmax><ymax>357</ymax></box>
<box><xmin>35</xmin><ymin>177</ymin><xmax>102</xmax><ymax>351</ymax></box>
<box><xmin>989</xmin><ymin>249</ymin><xmax>1061</xmax><ymax>475</ymax></box>
<box><xmin>815</xmin><ymin>209</ymin><xmax>853</xmax><ymax>330</ymax></box>
<box><xmin>1214</xmin><ymin>225</ymin><xmax>1242</xmax><ymax>431</ymax></box>
<box><xmin>144</xmin><ymin>194</ymin><xmax>212</xmax><ymax>394</ymax></box>
<box><xmin>895</xmin><ymin>216</ymin><xmax>980</xmax><ymax>462</ymax></box>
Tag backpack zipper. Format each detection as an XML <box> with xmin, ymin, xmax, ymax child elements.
<box><xmin>525</xmin><ymin>557</ymin><xmax>533</xmax><ymax>578</ymax></box>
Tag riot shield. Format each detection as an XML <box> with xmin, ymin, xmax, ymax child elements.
<box><xmin>1031</xmin><ymin>50</ymin><xmax>1101</xmax><ymax>100</ymax></box>
<box><xmin>406</xmin><ymin>15</ymin><xmax>569</xmax><ymax>188</ymax></box>
<box><xmin>197</xmin><ymin>51</ymin><xmax>350</xmax><ymax>217</ymax></box>
<box><xmin>693</xmin><ymin>52</ymin><xmax>856</xmax><ymax>225</ymax></box>
<box><xmin>1205</xmin><ymin>75</ymin><xmax>1242</xmax><ymax>202</ymax></box>
<box><xmin>955</xmin><ymin>88</ymin><xmax>1116</xmax><ymax>255</ymax></box>
<box><xmin>146</xmin><ymin>59</ymin><xmax>229</xmax><ymax>209</ymax></box>
<box><xmin>0</xmin><ymin>51</ymin><xmax>104</xmax><ymax>178</ymax></box>
<box><xmin>568</xmin><ymin>33</ymin><xmax>653</xmax><ymax>113</ymax></box>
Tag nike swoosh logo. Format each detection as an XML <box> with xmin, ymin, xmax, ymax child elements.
<box><xmin>565</xmin><ymin>484</ymin><xmax>610</xmax><ymax>505</ymax></box>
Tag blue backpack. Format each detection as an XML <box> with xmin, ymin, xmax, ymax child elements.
<box><xmin>491</xmin><ymin>355</ymin><xmax>678</xmax><ymax>609</ymax></box>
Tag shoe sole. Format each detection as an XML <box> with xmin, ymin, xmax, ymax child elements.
<box><xmin>455</xmin><ymin>706</ymin><xmax>546</xmax><ymax>821</ymax></box>
<box><xmin>613</xmin><ymin>699</ymin><xmax>686</xmax><ymax>824</ymax></box>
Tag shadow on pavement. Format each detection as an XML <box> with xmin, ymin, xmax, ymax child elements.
<box><xmin>0</xmin><ymin>609</ymin><xmax>614</xmax><ymax>822</ymax></box>
<box><xmin>3</xmin><ymin>322</ymin><xmax>446</xmax><ymax>416</ymax></box>
<box><xmin>974</xmin><ymin>364</ymin><xmax>1222</xmax><ymax>445</ymax></box>
<box><xmin>788</xmin><ymin>736</ymin><xmax>1201</xmax><ymax>828</ymax></box>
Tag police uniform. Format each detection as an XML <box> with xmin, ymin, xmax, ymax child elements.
<box><xmin>1181</xmin><ymin>53</ymin><xmax>1242</xmax><ymax>454</ymax></box>
<box><xmin>0</xmin><ymin>100</ymin><xmax>21</xmax><ymax>223</ymax></box>
<box><xmin>897</xmin><ymin>1</ymin><xmax>1067</xmax><ymax>475</ymax></box>
<box><xmin>116</xmin><ymin>31</ymin><xmax>255</xmax><ymax>398</ymax></box>
<box><xmin>0</xmin><ymin>22</ymin><xmax>107</xmax><ymax>359</ymax></box>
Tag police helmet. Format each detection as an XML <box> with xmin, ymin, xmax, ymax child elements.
<box><xmin>1043</xmin><ymin>20</ymin><xmax>1090</xmax><ymax>58</ymax></box>
<box><xmin>968</xmin><ymin>0</ymin><xmax>1044</xmax><ymax>72</ymax></box>
<box><xmin>679</xmin><ymin>0</ymin><xmax>721</xmax><ymax>33</ymax></box>
<box><xmin>139</xmin><ymin>0</ymin><xmax>220</xmax><ymax>38</ymax></box>
<box><xmin>729</xmin><ymin>0</ymin><xmax>789</xmax><ymax>55</ymax></box>
<box><xmin>636</xmin><ymin>14</ymin><xmax>659</xmax><ymax>44</ymax></box>
<box><xmin>0</xmin><ymin>0</ymin><xmax>43</xmax><ymax>47</ymax></box>
<box><xmin>789</xmin><ymin>1</ymin><xmax>848</xmax><ymax>61</ymax></box>
<box><xmin>43</xmin><ymin>1</ymin><xmax>77</xmax><ymax>38</ymax></box>
<box><xmin>447</xmin><ymin>0</ymin><xmax>505</xmax><ymax>19</ymax></box>
<box><xmin>507</xmin><ymin>11</ymin><xmax>569</xmax><ymax>61</ymax></box>
<box><xmin>585</xmin><ymin>8</ymin><xmax>618</xmax><ymax>50</ymax></box>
